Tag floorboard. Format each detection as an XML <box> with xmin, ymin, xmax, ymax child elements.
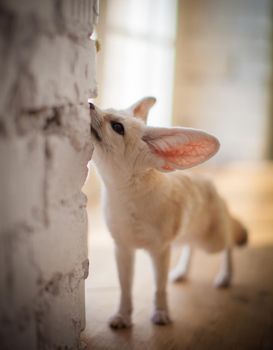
<box><xmin>83</xmin><ymin>162</ymin><xmax>273</xmax><ymax>350</ymax></box>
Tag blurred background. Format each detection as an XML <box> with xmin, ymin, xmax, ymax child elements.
<box><xmin>84</xmin><ymin>0</ymin><xmax>273</xmax><ymax>203</ymax></box>
<box><xmin>83</xmin><ymin>1</ymin><xmax>273</xmax><ymax>348</ymax></box>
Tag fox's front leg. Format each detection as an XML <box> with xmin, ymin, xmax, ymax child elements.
<box><xmin>150</xmin><ymin>246</ymin><xmax>172</xmax><ymax>325</ymax></box>
<box><xmin>109</xmin><ymin>244</ymin><xmax>135</xmax><ymax>329</ymax></box>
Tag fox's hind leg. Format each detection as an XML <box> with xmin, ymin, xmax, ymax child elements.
<box><xmin>214</xmin><ymin>247</ymin><xmax>232</xmax><ymax>288</ymax></box>
<box><xmin>169</xmin><ymin>244</ymin><xmax>193</xmax><ymax>283</ymax></box>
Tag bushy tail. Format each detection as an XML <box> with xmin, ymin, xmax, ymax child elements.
<box><xmin>232</xmin><ymin>217</ymin><xmax>248</xmax><ymax>247</ymax></box>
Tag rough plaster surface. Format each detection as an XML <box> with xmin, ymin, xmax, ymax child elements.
<box><xmin>0</xmin><ymin>1</ymin><xmax>97</xmax><ymax>349</ymax></box>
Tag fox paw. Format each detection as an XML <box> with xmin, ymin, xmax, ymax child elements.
<box><xmin>109</xmin><ymin>314</ymin><xmax>132</xmax><ymax>329</ymax></box>
<box><xmin>214</xmin><ymin>273</ymin><xmax>231</xmax><ymax>289</ymax></box>
<box><xmin>169</xmin><ymin>269</ymin><xmax>188</xmax><ymax>283</ymax></box>
<box><xmin>151</xmin><ymin>310</ymin><xmax>172</xmax><ymax>326</ymax></box>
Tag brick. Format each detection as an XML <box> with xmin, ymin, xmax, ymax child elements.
<box><xmin>0</xmin><ymin>0</ymin><xmax>97</xmax><ymax>116</ymax></box>
<box><xmin>17</xmin><ymin>35</ymin><xmax>97</xmax><ymax>110</ymax></box>
<box><xmin>30</xmin><ymin>192</ymin><xmax>88</xmax><ymax>280</ymax></box>
<box><xmin>0</xmin><ymin>134</ymin><xmax>45</xmax><ymax>232</ymax></box>
<box><xmin>36</xmin><ymin>275</ymin><xmax>85</xmax><ymax>350</ymax></box>
<box><xmin>0</xmin><ymin>0</ymin><xmax>97</xmax><ymax>348</ymax></box>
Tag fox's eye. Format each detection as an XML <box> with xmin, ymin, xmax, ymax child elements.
<box><xmin>111</xmin><ymin>121</ymin><xmax>125</xmax><ymax>136</ymax></box>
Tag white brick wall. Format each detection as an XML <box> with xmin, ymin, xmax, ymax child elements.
<box><xmin>0</xmin><ymin>1</ymin><xmax>98</xmax><ymax>349</ymax></box>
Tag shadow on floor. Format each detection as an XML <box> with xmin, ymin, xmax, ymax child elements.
<box><xmin>83</xmin><ymin>245</ymin><xmax>273</xmax><ymax>350</ymax></box>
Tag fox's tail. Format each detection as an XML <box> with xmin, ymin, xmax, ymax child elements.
<box><xmin>232</xmin><ymin>217</ymin><xmax>248</xmax><ymax>247</ymax></box>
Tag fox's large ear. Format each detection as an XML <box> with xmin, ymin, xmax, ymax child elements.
<box><xmin>143</xmin><ymin>127</ymin><xmax>220</xmax><ymax>172</ymax></box>
<box><xmin>128</xmin><ymin>97</ymin><xmax>156</xmax><ymax>123</ymax></box>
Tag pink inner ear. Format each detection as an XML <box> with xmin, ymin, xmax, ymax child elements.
<box><xmin>146</xmin><ymin>129</ymin><xmax>219</xmax><ymax>170</ymax></box>
<box><xmin>155</xmin><ymin>140</ymin><xmax>215</xmax><ymax>167</ymax></box>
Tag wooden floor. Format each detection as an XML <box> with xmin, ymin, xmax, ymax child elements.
<box><xmin>82</xmin><ymin>162</ymin><xmax>273</xmax><ymax>350</ymax></box>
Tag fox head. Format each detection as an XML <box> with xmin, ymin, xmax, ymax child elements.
<box><xmin>90</xmin><ymin>97</ymin><xmax>220</xmax><ymax>182</ymax></box>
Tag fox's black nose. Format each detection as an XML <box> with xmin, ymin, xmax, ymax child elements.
<box><xmin>89</xmin><ymin>102</ymin><xmax>95</xmax><ymax>110</ymax></box>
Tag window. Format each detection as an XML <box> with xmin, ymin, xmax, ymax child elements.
<box><xmin>97</xmin><ymin>0</ymin><xmax>178</xmax><ymax>126</ymax></box>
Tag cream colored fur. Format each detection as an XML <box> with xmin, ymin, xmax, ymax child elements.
<box><xmin>90</xmin><ymin>97</ymin><xmax>247</xmax><ymax>329</ymax></box>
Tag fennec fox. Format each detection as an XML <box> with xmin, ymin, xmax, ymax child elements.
<box><xmin>90</xmin><ymin>97</ymin><xmax>247</xmax><ymax>329</ymax></box>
